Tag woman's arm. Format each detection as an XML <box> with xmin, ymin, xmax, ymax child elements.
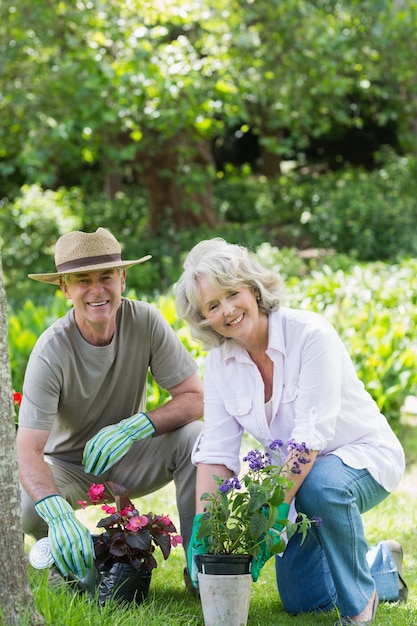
<box><xmin>195</xmin><ymin>462</ymin><xmax>234</xmax><ymax>514</ymax></box>
<box><xmin>281</xmin><ymin>448</ymin><xmax>318</xmax><ymax>504</ymax></box>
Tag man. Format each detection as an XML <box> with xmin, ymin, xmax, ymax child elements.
<box><xmin>16</xmin><ymin>227</ymin><xmax>203</xmax><ymax>590</ymax></box>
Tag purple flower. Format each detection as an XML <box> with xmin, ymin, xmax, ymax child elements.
<box><xmin>243</xmin><ymin>449</ymin><xmax>271</xmax><ymax>471</ymax></box>
<box><xmin>218</xmin><ymin>481</ymin><xmax>232</xmax><ymax>494</ymax></box>
<box><xmin>218</xmin><ymin>476</ymin><xmax>242</xmax><ymax>494</ymax></box>
<box><xmin>288</xmin><ymin>439</ymin><xmax>310</xmax><ymax>455</ymax></box>
<box><xmin>231</xmin><ymin>476</ymin><xmax>242</xmax><ymax>490</ymax></box>
<box><xmin>291</xmin><ymin>460</ymin><xmax>301</xmax><ymax>474</ymax></box>
<box><xmin>270</xmin><ymin>439</ymin><xmax>284</xmax><ymax>450</ymax></box>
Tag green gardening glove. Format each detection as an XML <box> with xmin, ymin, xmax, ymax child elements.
<box><xmin>35</xmin><ymin>495</ymin><xmax>94</xmax><ymax>579</ymax></box>
<box><xmin>82</xmin><ymin>412</ymin><xmax>155</xmax><ymax>475</ymax></box>
<box><xmin>251</xmin><ymin>502</ymin><xmax>290</xmax><ymax>582</ymax></box>
<box><xmin>187</xmin><ymin>514</ymin><xmax>210</xmax><ymax>589</ymax></box>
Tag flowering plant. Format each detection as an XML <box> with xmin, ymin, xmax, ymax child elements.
<box><xmin>197</xmin><ymin>439</ymin><xmax>319</xmax><ymax>557</ymax></box>
<box><xmin>13</xmin><ymin>390</ymin><xmax>22</xmax><ymax>421</ymax></box>
<box><xmin>79</xmin><ymin>481</ymin><xmax>183</xmax><ymax>573</ymax></box>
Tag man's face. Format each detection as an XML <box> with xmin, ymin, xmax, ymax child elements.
<box><xmin>60</xmin><ymin>268</ymin><xmax>126</xmax><ymax>338</ymax></box>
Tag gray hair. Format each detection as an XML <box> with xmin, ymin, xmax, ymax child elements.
<box><xmin>175</xmin><ymin>238</ymin><xmax>285</xmax><ymax>349</ymax></box>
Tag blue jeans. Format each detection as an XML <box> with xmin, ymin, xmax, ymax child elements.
<box><xmin>275</xmin><ymin>454</ymin><xmax>399</xmax><ymax>616</ymax></box>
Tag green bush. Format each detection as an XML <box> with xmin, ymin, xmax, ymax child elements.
<box><xmin>8</xmin><ymin>291</ymin><xmax>71</xmax><ymax>394</ymax></box>
<box><xmin>300</xmin><ymin>153</ymin><xmax>417</xmax><ymax>261</ymax></box>
<box><xmin>213</xmin><ymin>151</ymin><xmax>417</xmax><ymax>263</ymax></box>
<box><xmin>0</xmin><ymin>185</ymin><xmax>84</xmax><ymax>305</ymax></box>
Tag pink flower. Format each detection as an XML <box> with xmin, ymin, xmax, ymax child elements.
<box><xmin>170</xmin><ymin>534</ymin><xmax>183</xmax><ymax>547</ymax></box>
<box><xmin>126</xmin><ymin>515</ymin><xmax>149</xmax><ymax>532</ymax></box>
<box><xmin>101</xmin><ymin>504</ymin><xmax>117</xmax><ymax>515</ymax></box>
<box><xmin>120</xmin><ymin>504</ymin><xmax>134</xmax><ymax>516</ymax></box>
<box><xmin>158</xmin><ymin>515</ymin><xmax>172</xmax><ymax>526</ymax></box>
<box><xmin>87</xmin><ymin>483</ymin><xmax>106</xmax><ymax>504</ymax></box>
<box><xmin>77</xmin><ymin>500</ymin><xmax>88</xmax><ymax>510</ymax></box>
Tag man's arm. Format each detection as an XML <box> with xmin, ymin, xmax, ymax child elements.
<box><xmin>146</xmin><ymin>371</ymin><xmax>203</xmax><ymax>434</ymax></box>
<box><xmin>83</xmin><ymin>371</ymin><xmax>203</xmax><ymax>475</ymax></box>
<box><xmin>17</xmin><ymin>425</ymin><xmax>95</xmax><ymax>578</ymax></box>
<box><xmin>16</xmin><ymin>426</ymin><xmax>58</xmax><ymax>500</ymax></box>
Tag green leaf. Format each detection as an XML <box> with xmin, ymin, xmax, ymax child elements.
<box><xmin>270</xmin><ymin>538</ymin><xmax>286</xmax><ymax>555</ymax></box>
<box><xmin>197</xmin><ymin>518</ymin><xmax>212</xmax><ymax>540</ymax></box>
<box><xmin>249</xmin><ymin>512</ymin><xmax>268</xmax><ymax>540</ymax></box>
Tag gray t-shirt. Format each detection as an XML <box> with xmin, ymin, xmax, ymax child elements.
<box><xmin>19</xmin><ymin>298</ymin><xmax>198</xmax><ymax>463</ymax></box>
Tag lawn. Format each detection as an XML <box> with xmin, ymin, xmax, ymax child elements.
<box><xmin>24</xmin><ymin>419</ymin><xmax>417</xmax><ymax>626</ymax></box>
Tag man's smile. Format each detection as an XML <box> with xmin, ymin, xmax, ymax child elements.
<box><xmin>88</xmin><ymin>301</ymin><xmax>109</xmax><ymax>307</ymax></box>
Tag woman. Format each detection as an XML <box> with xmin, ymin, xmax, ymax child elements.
<box><xmin>175</xmin><ymin>238</ymin><xmax>407</xmax><ymax>625</ymax></box>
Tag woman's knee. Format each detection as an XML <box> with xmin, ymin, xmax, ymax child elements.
<box><xmin>296</xmin><ymin>455</ymin><xmax>345</xmax><ymax>514</ymax></box>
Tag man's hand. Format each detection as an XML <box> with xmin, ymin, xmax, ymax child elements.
<box><xmin>82</xmin><ymin>412</ymin><xmax>155</xmax><ymax>475</ymax></box>
<box><xmin>251</xmin><ymin>502</ymin><xmax>290</xmax><ymax>582</ymax></box>
<box><xmin>35</xmin><ymin>495</ymin><xmax>94</xmax><ymax>578</ymax></box>
<box><xmin>187</xmin><ymin>514</ymin><xmax>210</xmax><ymax>589</ymax></box>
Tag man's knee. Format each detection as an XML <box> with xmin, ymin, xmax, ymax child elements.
<box><xmin>177</xmin><ymin>420</ymin><xmax>202</xmax><ymax>450</ymax></box>
<box><xmin>20</xmin><ymin>487</ymin><xmax>47</xmax><ymax>539</ymax></box>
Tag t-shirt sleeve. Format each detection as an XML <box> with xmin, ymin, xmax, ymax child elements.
<box><xmin>19</xmin><ymin>341</ymin><xmax>61</xmax><ymax>431</ymax></box>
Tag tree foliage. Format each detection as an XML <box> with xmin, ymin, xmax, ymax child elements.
<box><xmin>1</xmin><ymin>0</ymin><xmax>417</xmax><ymax>223</ymax></box>
<box><xmin>3</xmin><ymin>0</ymin><xmax>417</xmax><ymax>179</ymax></box>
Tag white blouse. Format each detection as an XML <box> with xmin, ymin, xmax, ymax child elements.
<box><xmin>192</xmin><ymin>307</ymin><xmax>405</xmax><ymax>492</ymax></box>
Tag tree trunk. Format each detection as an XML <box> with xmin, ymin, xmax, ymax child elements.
<box><xmin>258</xmin><ymin>127</ymin><xmax>284</xmax><ymax>178</ymax></box>
<box><xmin>136</xmin><ymin>132</ymin><xmax>218</xmax><ymax>234</ymax></box>
<box><xmin>0</xmin><ymin>253</ymin><xmax>44</xmax><ymax>625</ymax></box>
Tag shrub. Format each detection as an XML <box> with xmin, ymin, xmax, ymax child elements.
<box><xmin>300</xmin><ymin>153</ymin><xmax>417</xmax><ymax>261</ymax></box>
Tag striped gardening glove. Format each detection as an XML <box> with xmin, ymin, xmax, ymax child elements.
<box><xmin>82</xmin><ymin>412</ymin><xmax>155</xmax><ymax>475</ymax></box>
<box><xmin>251</xmin><ymin>502</ymin><xmax>290</xmax><ymax>582</ymax></box>
<box><xmin>35</xmin><ymin>495</ymin><xmax>94</xmax><ymax>578</ymax></box>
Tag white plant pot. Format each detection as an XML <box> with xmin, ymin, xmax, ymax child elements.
<box><xmin>198</xmin><ymin>572</ymin><xmax>252</xmax><ymax>626</ymax></box>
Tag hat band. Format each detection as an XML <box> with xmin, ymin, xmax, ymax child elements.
<box><xmin>56</xmin><ymin>253</ymin><xmax>122</xmax><ymax>273</ymax></box>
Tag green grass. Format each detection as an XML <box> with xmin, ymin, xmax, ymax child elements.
<box><xmin>25</xmin><ymin>424</ymin><xmax>417</xmax><ymax>625</ymax></box>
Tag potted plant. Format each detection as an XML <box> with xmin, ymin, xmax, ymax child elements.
<box><xmin>79</xmin><ymin>481</ymin><xmax>183</xmax><ymax>606</ymax></box>
<box><xmin>195</xmin><ymin>440</ymin><xmax>319</xmax><ymax>626</ymax></box>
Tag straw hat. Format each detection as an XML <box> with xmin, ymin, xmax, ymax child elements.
<box><xmin>28</xmin><ymin>228</ymin><xmax>151</xmax><ymax>284</ymax></box>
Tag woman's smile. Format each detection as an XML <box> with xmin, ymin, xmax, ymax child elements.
<box><xmin>228</xmin><ymin>313</ymin><xmax>244</xmax><ymax>326</ymax></box>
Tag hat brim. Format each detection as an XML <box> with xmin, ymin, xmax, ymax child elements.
<box><xmin>28</xmin><ymin>256</ymin><xmax>152</xmax><ymax>284</ymax></box>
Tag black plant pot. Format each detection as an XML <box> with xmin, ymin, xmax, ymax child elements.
<box><xmin>96</xmin><ymin>561</ymin><xmax>152</xmax><ymax>607</ymax></box>
<box><xmin>196</xmin><ymin>553</ymin><xmax>252</xmax><ymax>575</ymax></box>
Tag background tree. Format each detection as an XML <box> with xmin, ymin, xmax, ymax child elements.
<box><xmin>1</xmin><ymin>0</ymin><xmax>225</xmax><ymax>231</ymax></box>
<box><xmin>2</xmin><ymin>0</ymin><xmax>417</xmax><ymax>200</ymax></box>
<box><xmin>2</xmin><ymin>0</ymin><xmax>417</xmax><ymax>299</ymax></box>
<box><xmin>0</xmin><ymin>251</ymin><xmax>43</xmax><ymax>625</ymax></box>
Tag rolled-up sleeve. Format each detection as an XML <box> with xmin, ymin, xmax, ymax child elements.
<box><xmin>191</xmin><ymin>364</ymin><xmax>244</xmax><ymax>475</ymax></box>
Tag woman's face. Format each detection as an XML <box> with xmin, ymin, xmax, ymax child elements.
<box><xmin>197</xmin><ymin>276</ymin><xmax>263</xmax><ymax>341</ymax></box>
